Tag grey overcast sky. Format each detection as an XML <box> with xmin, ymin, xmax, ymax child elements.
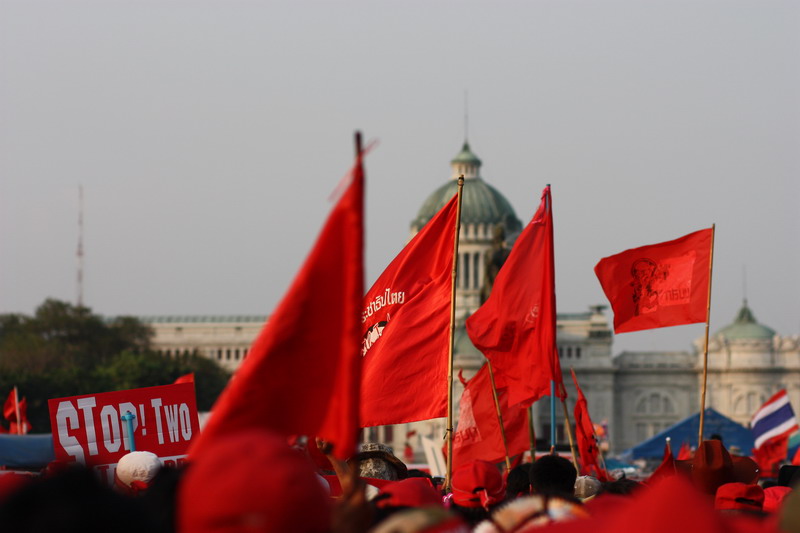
<box><xmin>1</xmin><ymin>0</ymin><xmax>798</xmax><ymax>355</ymax></box>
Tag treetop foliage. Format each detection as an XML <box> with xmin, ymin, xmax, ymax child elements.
<box><xmin>0</xmin><ymin>299</ymin><xmax>230</xmax><ymax>433</ymax></box>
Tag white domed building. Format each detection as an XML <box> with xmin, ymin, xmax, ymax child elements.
<box><xmin>143</xmin><ymin>143</ymin><xmax>799</xmax><ymax>458</ymax></box>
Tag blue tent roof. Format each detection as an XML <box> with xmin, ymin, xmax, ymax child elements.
<box><xmin>619</xmin><ymin>408</ymin><xmax>754</xmax><ymax>461</ymax></box>
<box><xmin>0</xmin><ymin>434</ymin><xmax>55</xmax><ymax>469</ymax></box>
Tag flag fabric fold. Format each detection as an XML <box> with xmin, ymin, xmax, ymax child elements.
<box><xmin>466</xmin><ymin>186</ymin><xmax>564</xmax><ymax>408</ymax></box>
<box><xmin>451</xmin><ymin>365</ymin><xmax>528</xmax><ymax>468</ymax></box>
<box><xmin>359</xmin><ymin>195</ymin><xmax>458</xmax><ymax>427</ymax></box>
<box><xmin>189</xmin><ymin>148</ymin><xmax>365</xmax><ymax>461</ymax></box>
<box><xmin>594</xmin><ymin>228</ymin><xmax>713</xmax><ymax>334</ymax></box>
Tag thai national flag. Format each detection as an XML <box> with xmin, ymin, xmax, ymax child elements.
<box><xmin>751</xmin><ymin>390</ymin><xmax>799</xmax><ymax>449</ymax></box>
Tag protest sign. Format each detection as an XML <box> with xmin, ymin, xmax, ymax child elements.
<box><xmin>48</xmin><ymin>382</ymin><xmax>199</xmax><ymax>484</ymax></box>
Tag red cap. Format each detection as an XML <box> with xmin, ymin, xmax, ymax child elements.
<box><xmin>451</xmin><ymin>460</ymin><xmax>505</xmax><ymax>509</ymax></box>
<box><xmin>376</xmin><ymin>478</ymin><xmax>442</xmax><ymax>509</ymax></box>
<box><xmin>714</xmin><ymin>482</ymin><xmax>764</xmax><ymax>511</ymax></box>
<box><xmin>763</xmin><ymin>486</ymin><xmax>792</xmax><ymax>513</ymax></box>
<box><xmin>177</xmin><ymin>429</ymin><xmax>331</xmax><ymax>533</ymax></box>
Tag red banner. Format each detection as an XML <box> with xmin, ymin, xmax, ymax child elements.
<box><xmin>48</xmin><ymin>383</ymin><xmax>199</xmax><ymax>484</ymax></box>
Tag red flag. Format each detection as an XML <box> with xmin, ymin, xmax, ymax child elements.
<box><xmin>466</xmin><ymin>186</ymin><xmax>563</xmax><ymax>407</ymax></box>
<box><xmin>189</xmin><ymin>146</ymin><xmax>365</xmax><ymax>461</ymax></box>
<box><xmin>676</xmin><ymin>442</ymin><xmax>692</xmax><ymax>460</ymax></box>
<box><xmin>4</xmin><ymin>388</ymin><xmax>31</xmax><ymax>435</ymax></box>
<box><xmin>594</xmin><ymin>228</ymin><xmax>713</xmax><ymax>334</ymax></box>
<box><xmin>647</xmin><ymin>440</ymin><xmax>676</xmax><ymax>485</ymax></box>
<box><xmin>570</xmin><ymin>369</ymin><xmax>605</xmax><ymax>478</ymax></box>
<box><xmin>359</xmin><ymin>195</ymin><xmax>458</xmax><ymax>426</ymax></box>
<box><xmin>451</xmin><ymin>365</ymin><xmax>529</xmax><ymax>468</ymax></box>
<box><xmin>174</xmin><ymin>373</ymin><xmax>194</xmax><ymax>385</ymax></box>
<box><xmin>753</xmin><ymin>436</ymin><xmax>788</xmax><ymax>478</ymax></box>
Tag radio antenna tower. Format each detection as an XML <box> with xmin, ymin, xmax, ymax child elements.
<box><xmin>77</xmin><ymin>185</ymin><xmax>84</xmax><ymax>307</ymax></box>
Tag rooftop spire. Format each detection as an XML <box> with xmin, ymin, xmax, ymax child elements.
<box><xmin>450</xmin><ymin>141</ymin><xmax>482</xmax><ymax>180</ymax></box>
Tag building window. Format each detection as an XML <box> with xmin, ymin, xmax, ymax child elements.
<box><xmin>473</xmin><ymin>253</ymin><xmax>480</xmax><ymax>289</ymax></box>
<box><xmin>463</xmin><ymin>253</ymin><xmax>470</xmax><ymax>290</ymax></box>
<box><xmin>575</xmin><ymin>347</ymin><xmax>581</xmax><ymax>358</ymax></box>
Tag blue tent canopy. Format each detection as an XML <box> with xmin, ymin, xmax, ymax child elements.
<box><xmin>0</xmin><ymin>434</ymin><xmax>55</xmax><ymax>469</ymax></box>
<box><xmin>619</xmin><ymin>408</ymin><xmax>754</xmax><ymax>461</ymax></box>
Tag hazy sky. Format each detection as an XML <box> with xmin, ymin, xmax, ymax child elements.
<box><xmin>2</xmin><ymin>0</ymin><xmax>798</xmax><ymax>355</ymax></box>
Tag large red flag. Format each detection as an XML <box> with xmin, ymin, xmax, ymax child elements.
<box><xmin>594</xmin><ymin>228</ymin><xmax>713</xmax><ymax>334</ymax></box>
<box><xmin>189</xmin><ymin>147</ymin><xmax>364</xmax><ymax>461</ymax></box>
<box><xmin>359</xmin><ymin>195</ymin><xmax>457</xmax><ymax>426</ymax></box>
<box><xmin>570</xmin><ymin>369</ymin><xmax>606</xmax><ymax>479</ymax></box>
<box><xmin>466</xmin><ymin>186</ymin><xmax>563</xmax><ymax>407</ymax></box>
<box><xmin>451</xmin><ymin>365</ymin><xmax>529</xmax><ymax>468</ymax></box>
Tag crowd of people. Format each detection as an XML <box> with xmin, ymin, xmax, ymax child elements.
<box><xmin>0</xmin><ymin>430</ymin><xmax>797</xmax><ymax>533</ymax></box>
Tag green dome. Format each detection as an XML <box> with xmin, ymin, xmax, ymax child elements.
<box><xmin>716</xmin><ymin>302</ymin><xmax>776</xmax><ymax>340</ymax></box>
<box><xmin>411</xmin><ymin>177</ymin><xmax>522</xmax><ymax>232</ymax></box>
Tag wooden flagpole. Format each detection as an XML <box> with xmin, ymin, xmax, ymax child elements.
<box><xmin>444</xmin><ymin>175</ymin><xmax>465</xmax><ymax>492</ymax></box>
<box><xmin>14</xmin><ymin>386</ymin><xmax>21</xmax><ymax>436</ymax></box>
<box><xmin>697</xmin><ymin>224</ymin><xmax>716</xmax><ymax>445</ymax></box>
<box><xmin>560</xmin><ymin>399</ymin><xmax>580</xmax><ymax>472</ymax></box>
<box><xmin>487</xmin><ymin>361</ymin><xmax>512</xmax><ymax>472</ymax></box>
<box><xmin>528</xmin><ymin>406</ymin><xmax>537</xmax><ymax>462</ymax></box>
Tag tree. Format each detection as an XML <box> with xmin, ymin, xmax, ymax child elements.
<box><xmin>0</xmin><ymin>299</ymin><xmax>230</xmax><ymax>432</ymax></box>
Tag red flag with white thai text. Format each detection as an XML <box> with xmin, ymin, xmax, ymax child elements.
<box><xmin>594</xmin><ymin>228</ymin><xmax>713</xmax><ymax>334</ymax></box>
<box><xmin>466</xmin><ymin>186</ymin><xmax>564</xmax><ymax>407</ymax></box>
<box><xmin>190</xmin><ymin>145</ymin><xmax>365</xmax><ymax>460</ymax></box>
<box><xmin>360</xmin><ymin>195</ymin><xmax>457</xmax><ymax>426</ymax></box>
<box><xmin>451</xmin><ymin>365</ymin><xmax>528</xmax><ymax>468</ymax></box>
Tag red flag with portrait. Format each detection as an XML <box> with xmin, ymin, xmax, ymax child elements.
<box><xmin>594</xmin><ymin>228</ymin><xmax>713</xmax><ymax>334</ymax></box>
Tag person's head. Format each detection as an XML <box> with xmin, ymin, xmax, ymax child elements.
<box><xmin>529</xmin><ymin>455</ymin><xmax>576</xmax><ymax>498</ymax></box>
<box><xmin>601</xmin><ymin>477</ymin><xmax>643</xmax><ymax>496</ymax></box>
<box><xmin>370</xmin><ymin>478</ymin><xmax>443</xmax><ymax>529</ymax></box>
<box><xmin>574</xmin><ymin>476</ymin><xmax>602</xmax><ymax>501</ymax></box>
<box><xmin>450</xmin><ymin>460</ymin><xmax>505</xmax><ymax>526</ymax></box>
<box><xmin>715</xmin><ymin>482</ymin><xmax>765</xmax><ymax>516</ymax></box>
<box><xmin>177</xmin><ymin>429</ymin><xmax>331</xmax><ymax>533</ymax></box>
<box><xmin>0</xmin><ymin>464</ymin><xmax>154</xmax><ymax>533</ymax></box>
<box><xmin>505</xmin><ymin>463</ymin><xmax>532</xmax><ymax>499</ymax></box>
<box><xmin>349</xmin><ymin>443</ymin><xmax>408</xmax><ymax>481</ymax></box>
<box><xmin>691</xmin><ymin>439</ymin><xmax>758</xmax><ymax>495</ymax></box>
